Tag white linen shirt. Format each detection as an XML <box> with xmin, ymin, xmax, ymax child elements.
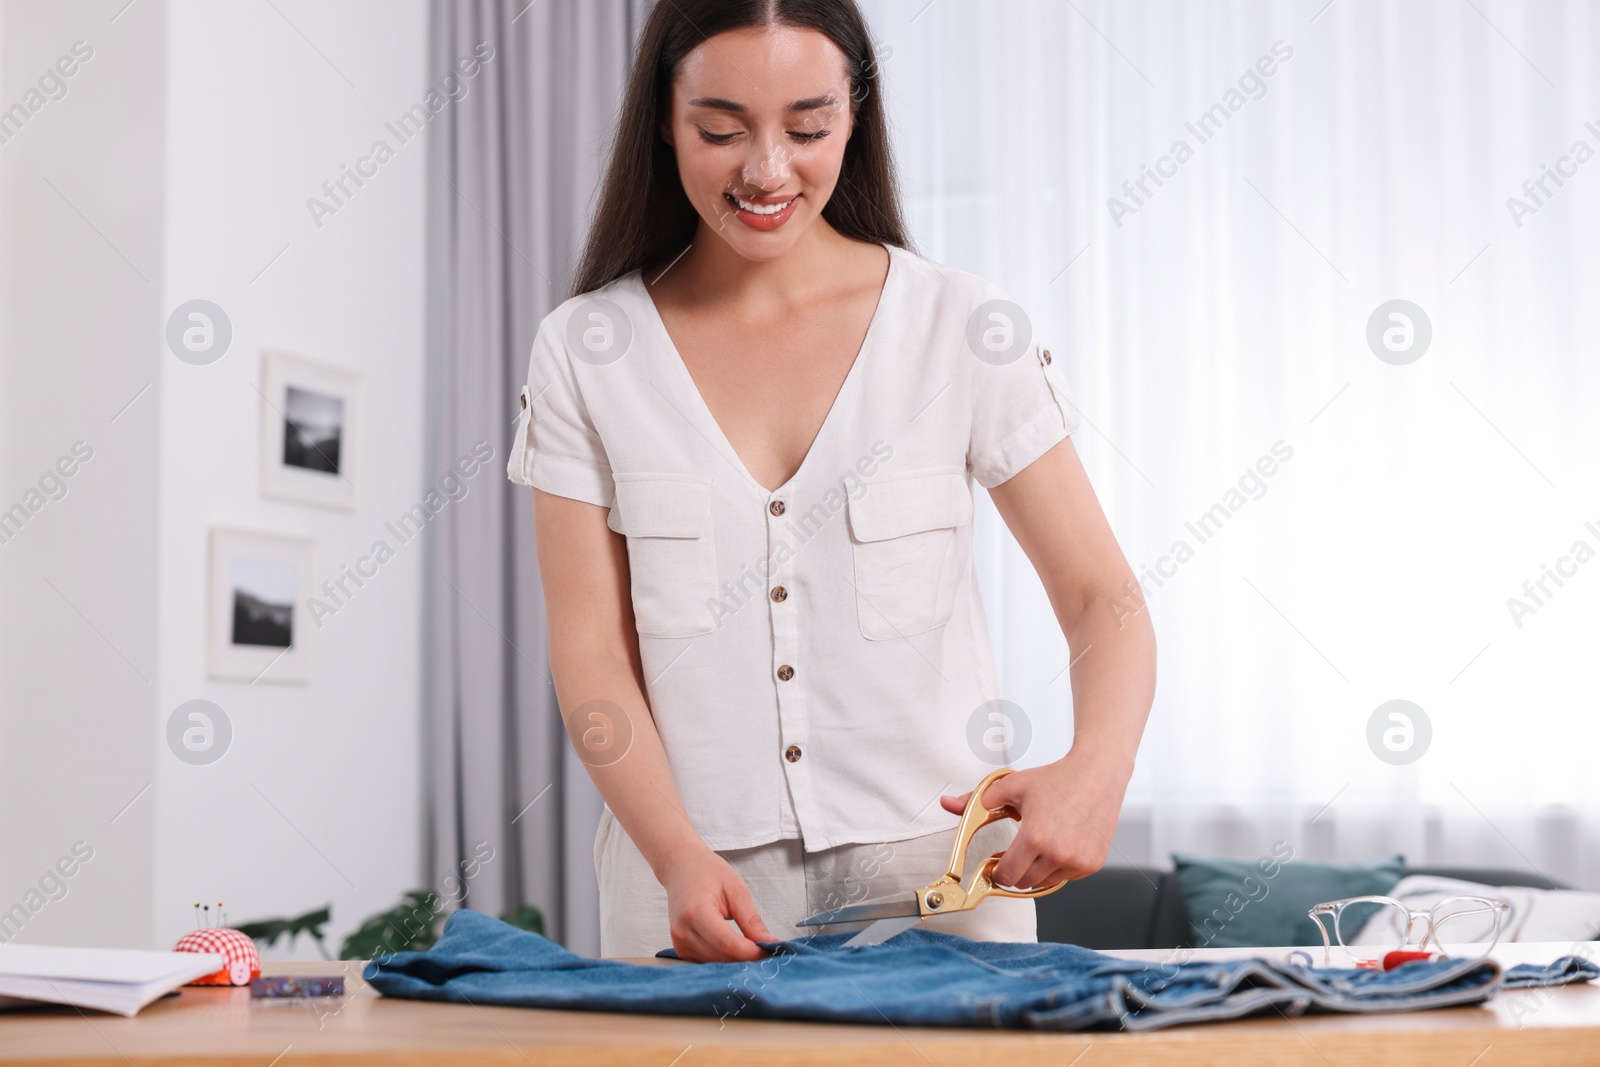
<box><xmin>508</xmin><ymin>243</ymin><xmax>1082</xmax><ymax>852</ymax></box>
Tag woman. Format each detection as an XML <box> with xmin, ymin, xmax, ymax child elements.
<box><xmin>507</xmin><ymin>0</ymin><xmax>1156</xmax><ymax>962</ymax></box>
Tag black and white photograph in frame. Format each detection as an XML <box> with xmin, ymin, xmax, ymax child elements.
<box><xmin>260</xmin><ymin>351</ymin><xmax>361</xmax><ymax>509</ymax></box>
<box><xmin>207</xmin><ymin>527</ymin><xmax>315</xmax><ymax>683</ymax></box>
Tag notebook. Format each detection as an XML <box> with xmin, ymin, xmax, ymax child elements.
<box><xmin>0</xmin><ymin>943</ymin><xmax>224</xmax><ymax>1017</ymax></box>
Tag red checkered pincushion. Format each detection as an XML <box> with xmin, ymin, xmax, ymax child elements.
<box><xmin>173</xmin><ymin>927</ymin><xmax>261</xmax><ymax>986</ymax></box>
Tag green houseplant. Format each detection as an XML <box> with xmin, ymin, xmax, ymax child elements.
<box><xmin>236</xmin><ymin>896</ymin><xmax>546</xmax><ymax>961</ymax></box>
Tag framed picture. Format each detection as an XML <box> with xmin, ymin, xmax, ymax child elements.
<box><xmin>207</xmin><ymin>527</ymin><xmax>315</xmax><ymax>683</ymax></box>
<box><xmin>259</xmin><ymin>351</ymin><xmax>361</xmax><ymax>510</ymax></box>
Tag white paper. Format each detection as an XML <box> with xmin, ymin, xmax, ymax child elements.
<box><xmin>0</xmin><ymin>944</ymin><xmax>224</xmax><ymax>1016</ymax></box>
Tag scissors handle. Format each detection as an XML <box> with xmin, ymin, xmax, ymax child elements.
<box><xmin>919</xmin><ymin>766</ymin><xmax>1069</xmax><ymax>917</ymax></box>
<box><xmin>942</xmin><ymin>767</ymin><xmax>1021</xmax><ymax>883</ymax></box>
<box><xmin>968</xmin><ymin>854</ymin><xmax>1070</xmax><ymax>904</ymax></box>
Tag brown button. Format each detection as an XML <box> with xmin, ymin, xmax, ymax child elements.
<box><xmin>770</xmin><ymin>585</ymin><xmax>787</xmax><ymax>602</ymax></box>
<box><xmin>777</xmin><ymin>664</ymin><xmax>794</xmax><ymax>681</ymax></box>
<box><xmin>769</xmin><ymin>499</ymin><xmax>786</xmax><ymax>516</ymax></box>
<box><xmin>1042</xmin><ymin>348</ymin><xmax>1053</xmax><ymax>365</ymax></box>
<box><xmin>784</xmin><ymin>745</ymin><xmax>802</xmax><ymax>762</ymax></box>
<box><xmin>519</xmin><ymin>391</ymin><xmax>528</xmax><ymax>409</ymax></box>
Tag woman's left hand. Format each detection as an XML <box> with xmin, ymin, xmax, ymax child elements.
<box><xmin>938</xmin><ymin>751</ymin><xmax>1131</xmax><ymax>892</ymax></box>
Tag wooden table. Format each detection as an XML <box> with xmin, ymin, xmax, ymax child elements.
<box><xmin>3</xmin><ymin>942</ymin><xmax>1598</xmax><ymax>1066</ymax></box>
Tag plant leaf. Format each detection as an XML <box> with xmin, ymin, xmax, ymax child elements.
<box><xmin>339</xmin><ymin>891</ymin><xmax>443</xmax><ymax>961</ymax></box>
<box><xmin>498</xmin><ymin>904</ymin><xmax>546</xmax><ymax>936</ymax></box>
<box><xmin>236</xmin><ymin>905</ymin><xmax>332</xmax><ymax>949</ymax></box>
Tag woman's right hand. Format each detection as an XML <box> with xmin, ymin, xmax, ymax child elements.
<box><xmin>660</xmin><ymin>846</ymin><xmax>776</xmax><ymax>962</ymax></box>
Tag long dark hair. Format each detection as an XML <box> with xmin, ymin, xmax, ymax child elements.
<box><xmin>569</xmin><ymin>0</ymin><xmax>910</xmax><ymax>298</ymax></box>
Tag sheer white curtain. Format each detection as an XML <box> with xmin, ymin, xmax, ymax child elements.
<box><xmin>860</xmin><ymin>0</ymin><xmax>1600</xmax><ymax>887</ymax></box>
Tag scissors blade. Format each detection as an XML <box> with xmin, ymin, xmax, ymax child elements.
<box><xmin>795</xmin><ymin>892</ymin><xmax>918</xmax><ymax>927</ymax></box>
<box><xmin>843</xmin><ymin>914</ymin><xmax>922</xmax><ymax>948</ymax></box>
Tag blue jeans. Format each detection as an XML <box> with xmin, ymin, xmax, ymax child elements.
<box><xmin>364</xmin><ymin>909</ymin><xmax>1597</xmax><ymax>1032</ymax></box>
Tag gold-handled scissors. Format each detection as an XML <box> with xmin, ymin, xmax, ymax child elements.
<box><xmin>795</xmin><ymin>767</ymin><xmax>1070</xmax><ymax>947</ymax></box>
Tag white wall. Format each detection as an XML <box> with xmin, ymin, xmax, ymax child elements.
<box><xmin>0</xmin><ymin>0</ymin><xmax>165</xmax><ymax>950</ymax></box>
<box><xmin>153</xmin><ymin>0</ymin><xmax>428</xmax><ymax>955</ymax></box>
<box><xmin>1</xmin><ymin>0</ymin><xmax>430</xmax><ymax>954</ymax></box>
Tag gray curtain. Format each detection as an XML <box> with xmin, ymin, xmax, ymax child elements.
<box><xmin>424</xmin><ymin>0</ymin><xmax>653</xmax><ymax>954</ymax></box>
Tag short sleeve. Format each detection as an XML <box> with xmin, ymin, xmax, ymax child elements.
<box><xmin>506</xmin><ymin>316</ymin><xmax>615</xmax><ymax>507</ymax></box>
<box><xmin>967</xmin><ymin>300</ymin><xmax>1083</xmax><ymax>489</ymax></box>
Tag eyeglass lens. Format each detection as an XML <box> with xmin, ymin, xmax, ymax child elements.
<box><xmin>1335</xmin><ymin>899</ymin><xmax>1410</xmax><ymax>955</ymax></box>
<box><xmin>1426</xmin><ymin>896</ymin><xmax>1503</xmax><ymax>957</ymax></box>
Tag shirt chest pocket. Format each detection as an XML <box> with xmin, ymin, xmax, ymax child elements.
<box><xmin>606</xmin><ymin>475</ymin><xmax>719</xmax><ymax>639</ymax></box>
<box><xmin>846</xmin><ymin>470</ymin><xmax>973</xmax><ymax>641</ymax></box>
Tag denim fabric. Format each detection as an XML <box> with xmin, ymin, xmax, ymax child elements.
<box><xmin>364</xmin><ymin>909</ymin><xmax>1598</xmax><ymax>1032</ymax></box>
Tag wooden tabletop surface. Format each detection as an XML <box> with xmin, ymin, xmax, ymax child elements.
<box><xmin>2</xmin><ymin>942</ymin><xmax>1597</xmax><ymax>1066</ymax></box>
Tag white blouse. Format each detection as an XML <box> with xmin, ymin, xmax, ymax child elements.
<box><xmin>508</xmin><ymin>243</ymin><xmax>1082</xmax><ymax>852</ymax></box>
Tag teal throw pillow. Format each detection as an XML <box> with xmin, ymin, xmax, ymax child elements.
<box><xmin>1172</xmin><ymin>850</ymin><xmax>1405</xmax><ymax>948</ymax></box>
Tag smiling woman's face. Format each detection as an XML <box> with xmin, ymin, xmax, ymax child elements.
<box><xmin>662</xmin><ymin>24</ymin><xmax>855</xmax><ymax>262</ymax></box>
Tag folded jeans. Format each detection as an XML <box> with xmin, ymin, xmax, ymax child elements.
<box><xmin>363</xmin><ymin>909</ymin><xmax>1598</xmax><ymax>1032</ymax></box>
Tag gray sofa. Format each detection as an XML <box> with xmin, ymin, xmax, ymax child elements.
<box><xmin>1034</xmin><ymin>865</ymin><xmax>1570</xmax><ymax>949</ymax></box>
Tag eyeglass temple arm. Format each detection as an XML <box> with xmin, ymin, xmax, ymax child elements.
<box><xmin>1307</xmin><ymin>906</ymin><xmax>1335</xmax><ymax>965</ymax></box>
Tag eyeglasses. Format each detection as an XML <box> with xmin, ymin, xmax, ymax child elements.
<box><xmin>1304</xmin><ymin>894</ymin><xmax>1512</xmax><ymax>969</ymax></box>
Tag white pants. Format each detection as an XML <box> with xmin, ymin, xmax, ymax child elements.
<box><xmin>594</xmin><ymin>805</ymin><xmax>1037</xmax><ymax>958</ymax></box>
